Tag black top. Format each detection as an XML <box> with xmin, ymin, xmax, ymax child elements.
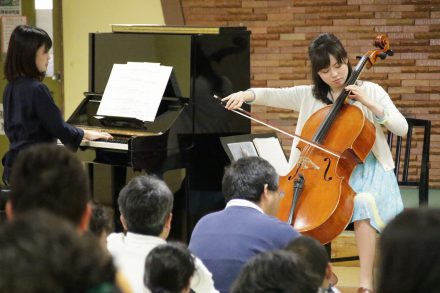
<box><xmin>2</xmin><ymin>77</ymin><xmax>83</xmax><ymax>183</ymax></box>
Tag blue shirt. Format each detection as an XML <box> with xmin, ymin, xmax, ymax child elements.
<box><xmin>2</xmin><ymin>77</ymin><xmax>83</xmax><ymax>182</ymax></box>
<box><xmin>189</xmin><ymin>201</ymin><xmax>300</xmax><ymax>293</ymax></box>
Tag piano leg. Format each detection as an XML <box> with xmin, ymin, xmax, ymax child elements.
<box><xmin>111</xmin><ymin>165</ymin><xmax>127</xmax><ymax>232</ymax></box>
<box><xmin>87</xmin><ymin>163</ymin><xmax>94</xmax><ymax>193</ymax></box>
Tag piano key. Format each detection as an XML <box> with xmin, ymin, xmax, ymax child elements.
<box><xmin>80</xmin><ymin>139</ymin><xmax>128</xmax><ymax>151</ymax></box>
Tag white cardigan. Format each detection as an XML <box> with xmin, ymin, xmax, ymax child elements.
<box><xmin>251</xmin><ymin>81</ymin><xmax>408</xmax><ymax>172</ymax></box>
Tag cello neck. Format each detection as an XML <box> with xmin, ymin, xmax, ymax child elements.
<box><xmin>312</xmin><ymin>55</ymin><xmax>370</xmax><ymax>144</ymax></box>
<box><xmin>334</xmin><ymin>56</ymin><xmax>369</xmax><ymax>109</ymax></box>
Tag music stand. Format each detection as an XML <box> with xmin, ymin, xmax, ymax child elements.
<box><xmin>220</xmin><ymin>132</ymin><xmax>278</xmax><ymax>162</ymax></box>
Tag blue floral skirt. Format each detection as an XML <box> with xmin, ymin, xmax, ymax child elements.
<box><xmin>349</xmin><ymin>152</ymin><xmax>404</xmax><ymax>233</ymax></box>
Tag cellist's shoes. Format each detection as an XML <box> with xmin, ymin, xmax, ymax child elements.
<box><xmin>357</xmin><ymin>287</ymin><xmax>373</xmax><ymax>293</ymax></box>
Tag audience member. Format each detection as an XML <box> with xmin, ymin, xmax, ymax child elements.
<box><xmin>144</xmin><ymin>242</ymin><xmax>195</xmax><ymax>293</ymax></box>
<box><xmin>377</xmin><ymin>208</ymin><xmax>440</xmax><ymax>293</ymax></box>
<box><xmin>90</xmin><ymin>201</ymin><xmax>112</xmax><ymax>246</ymax></box>
<box><xmin>107</xmin><ymin>175</ymin><xmax>218</xmax><ymax>293</ymax></box>
<box><xmin>0</xmin><ymin>210</ymin><xmax>119</xmax><ymax>293</ymax></box>
<box><xmin>5</xmin><ymin>143</ymin><xmax>91</xmax><ymax>231</ymax></box>
<box><xmin>3</xmin><ymin>143</ymin><xmax>135</xmax><ymax>292</ymax></box>
<box><xmin>231</xmin><ymin>250</ymin><xmax>316</xmax><ymax>293</ymax></box>
<box><xmin>285</xmin><ymin>236</ymin><xmax>340</xmax><ymax>293</ymax></box>
<box><xmin>189</xmin><ymin>156</ymin><xmax>300</xmax><ymax>293</ymax></box>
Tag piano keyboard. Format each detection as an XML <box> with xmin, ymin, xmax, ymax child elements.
<box><xmin>80</xmin><ymin>137</ymin><xmax>129</xmax><ymax>151</ymax></box>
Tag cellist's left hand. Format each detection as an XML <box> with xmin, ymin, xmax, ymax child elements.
<box><xmin>345</xmin><ymin>84</ymin><xmax>372</xmax><ymax>107</ymax></box>
<box><xmin>345</xmin><ymin>84</ymin><xmax>385</xmax><ymax>119</ymax></box>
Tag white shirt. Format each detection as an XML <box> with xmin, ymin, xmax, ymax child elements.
<box><xmin>252</xmin><ymin>81</ymin><xmax>408</xmax><ymax>172</ymax></box>
<box><xmin>107</xmin><ymin>232</ymin><xmax>219</xmax><ymax>293</ymax></box>
<box><xmin>226</xmin><ymin>199</ymin><xmax>264</xmax><ymax>213</ymax></box>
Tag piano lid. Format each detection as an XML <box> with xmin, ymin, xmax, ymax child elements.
<box><xmin>111</xmin><ymin>24</ymin><xmax>247</xmax><ymax>35</ymax></box>
<box><xmin>67</xmin><ymin>94</ymin><xmax>187</xmax><ymax>137</ymax></box>
<box><xmin>68</xmin><ymin>69</ymin><xmax>187</xmax><ymax>136</ymax></box>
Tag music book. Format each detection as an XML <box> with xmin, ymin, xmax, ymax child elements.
<box><xmin>221</xmin><ymin>134</ymin><xmax>290</xmax><ymax>176</ymax></box>
<box><xmin>253</xmin><ymin>137</ymin><xmax>290</xmax><ymax>175</ymax></box>
<box><xmin>97</xmin><ymin>62</ymin><xmax>172</xmax><ymax>122</ymax></box>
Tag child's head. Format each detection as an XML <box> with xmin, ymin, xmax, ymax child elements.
<box><xmin>144</xmin><ymin>242</ymin><xmax>195</xmax><ymax>293</ymax></box>
<box><xmin>89</xmin><ymin>202</ymin><xmax>112</xmax><ymax>247</ymax></box>
<box><xmin>4</xmin><ymin>25</ymin><xmax>52</xmax><ymax>82</ymax></box>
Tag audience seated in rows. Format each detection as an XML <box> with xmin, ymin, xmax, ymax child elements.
<box><xmin>189</xmin><ymin>156</ymin><xmax>300</xmax><ymax>293</ymax></box>
<box><xmin>144</xmin><ymin>242</ymin><xmax>195</xmax><ymax>293</ymax></box>
<box><xmin>106</xmin><ymin>175</ymin><xmax>218</xmax><ymax>293</ymax></box>
<box><xmin>3</xmin><ymin>143</ymin><xmax>131</xmax><ymax>293</ymax></box>
<box><xmin>0</xmin><ymin>210</ymin><xmax>119</xmax><ymax>293</ymax></box>
<box><xmin>377</xmin><ymin>208</ymin><xmax>440</xmax><ymax>293</ymax></box>
<box><xmin>231</xmin><ymin>250</ymin><xmax>316</xmax><ymax>293</ymax></box>
<box><xmin>285</xmin><ymin>236</ymin><xmax>340</xmax><ymax>293</ymax></box>
<box><xmin>8</xmin><ymin>144</ymin><xmax>439</xmax><ymax>293</ymax></box>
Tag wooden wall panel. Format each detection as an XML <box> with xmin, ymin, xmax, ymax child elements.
<box><xmin>181</xmin><ymin>0</ymin><xmax>440</xmax><ymax>188</ymax></box>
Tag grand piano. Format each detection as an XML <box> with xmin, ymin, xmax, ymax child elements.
<box><xmin>68</xmin><ymin>26</ymin><xmax>251</xmax><ymax>240</ymax></box>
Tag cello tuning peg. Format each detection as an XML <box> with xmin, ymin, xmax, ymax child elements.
<box><xmin>378</xmin><ymin>52</ymin><xmax>388</xmax><ymax>60</ymax></box>
<box><xmin>386</xmin><ymin>49</ymin><xmax>394</xmax><ymax>56</ymax></box>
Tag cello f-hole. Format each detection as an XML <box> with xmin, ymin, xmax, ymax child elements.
<box><xmin>323</xmin><ymin>157</ymin><xmax>333</xmax><ymax>181</ymax></box>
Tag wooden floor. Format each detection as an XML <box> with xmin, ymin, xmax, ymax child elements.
<box><xmin>330</xmin><ymin>231</ymin><xmax>369</xmax><ymax>293</ymax></box>
<box><xmin>333</xmin><ymin>266</ymin><xmax>359</xmax><ymax>292</ymax></box>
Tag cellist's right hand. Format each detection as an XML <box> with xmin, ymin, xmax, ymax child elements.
<box><xmin>221</xmin><ymin>90</ymin><xmax>255</xmax><ymax>110</ymax></box>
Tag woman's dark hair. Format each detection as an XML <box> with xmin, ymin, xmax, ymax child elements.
<box><xmin>89</xmin><ymin>201</ymin><xmax>112</xmax><ymax>238</ymax></box>
<box><xmin>231</xmin><ymin>250</ymin><xmax>317</xmax><ymax>293</ymax></box>
<box><xmin>284</xmin><ymin>236</ymin><xmax>328</xmax><ymax>289</ymax></box>
<box><xmin>144</xmin><ymin>242</ymin><xmax>195</xmax><ymax>293</ymax></box>
<box><xmin>0</xmin><ymin>210</ymin><xmax>119</xmax><ymax>293</ymax></box>
<box><xmin>308</xmin><ymin>33</ymin><xmax>352</xmax><ymax>103</ymax></box>
<box><xmin>377</xmin><ymin>208</ymin><xmax>440</xmax><ymax>293</ymax></box>
<box><xmin>4</xmin><ymin>25</ymin><xmax>52</xmax><ymax>82</ymax></box>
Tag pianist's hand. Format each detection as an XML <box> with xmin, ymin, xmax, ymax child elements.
<box><xmin>222</xmin><ymin>90</ymin><xmax>255</xmax><ymax>110</ymax></box>
<box><xmin>83</xmin><ymin>130</ymin><xmax>113</xmax><ymax>141</ymax></box>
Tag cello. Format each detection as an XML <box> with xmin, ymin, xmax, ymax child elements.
<box><xmin>276</xmin><ymin>35</ymin><xmax>394</xmax><ymax>244</ymax></box>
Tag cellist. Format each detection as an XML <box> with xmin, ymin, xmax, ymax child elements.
<box><xmin>222</xmin><ymin>33</ymin><xmax>408</xmax><ymax>293</ymax></box>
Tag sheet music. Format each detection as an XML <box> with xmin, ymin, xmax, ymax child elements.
<box><xmin>97</xmin><ymin>62</ymin><xmax>172</xmax><ymax>122</ymax></box>
<box><xmin>227</xmin><ymin>142</ymin><xmax>258</xmax><ymax>161</ymax></box>
<box><xmin>253</xmin><ymin>137</ymin><xmax>289</xmax><ymax>175</ymax></box>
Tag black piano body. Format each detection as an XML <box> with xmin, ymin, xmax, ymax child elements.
<box><xmin>69</xmin><ymin>26</ymin><xmax>251</xmax><ymax>240</ymax></box>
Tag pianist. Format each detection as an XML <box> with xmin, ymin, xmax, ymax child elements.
<box><xmin>2</xmin><ymin>25</ymin><xmax>111</xmax><ymax>184</ymax></box>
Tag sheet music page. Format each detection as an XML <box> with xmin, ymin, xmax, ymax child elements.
<box><xmin>227</xmin><ymin>142</ymin><xmax>258</xmax><ymax>161</ymax></box>
<box><xmin>97</xmin><ymin>62</ymin><xmax>172</xmax><ymax>121</ymax></box>
<box><xmin>253</xmin><ymin>137</ymin><xmax>289</xmax><ymax>175</ymax></box>
<box><xmin>126</xmin><ymin>61</ymin><xmax>160</xmax><ymax>67</ymax></box>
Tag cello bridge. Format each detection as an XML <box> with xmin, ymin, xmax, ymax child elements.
<box><xmin>299</xmin><ymin>156</ymin><xmax>320</xmax><ymax>170</ymax></box>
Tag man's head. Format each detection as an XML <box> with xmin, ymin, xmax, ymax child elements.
<box><xmin>285</xmin><ymin>236</ymin><xmax>335</xmax><ymax>290</ymax></box>
<box><xmin>118</xmin><ymin>175</ymin><xmax>173</xmax><ymax>238</ymax></box>
<box><xmin>231</xmin><ymin>250</ymin><xmax>316</xmax><ymax>293</ymax></box>
<box><xmin>6</xmin><ymin>144</ymin><xmax>91</xmax><ymax>230</ymax></box>
<box><xmin>0</xmin><ymin>210</ymin><xmax>118</xmax><ymax>293</ymax></box>
<box><xmin>222</xmin><ymin>156</ymin><xmax>281</xmax><ymax>215</ymax></box>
